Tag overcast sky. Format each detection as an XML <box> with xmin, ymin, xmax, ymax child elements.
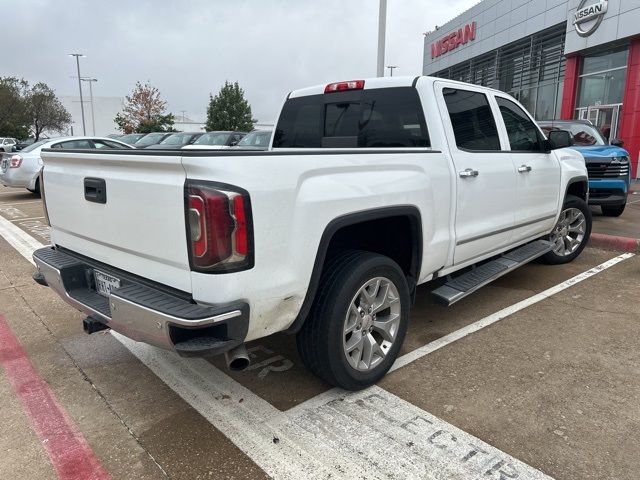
<box><xmin>4</xmin><ymin>0</ymin><xmax>478</xmax><ymax>123</ymax></box>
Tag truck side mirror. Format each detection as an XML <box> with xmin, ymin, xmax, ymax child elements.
<box><xmin>548</xmin><ymin>130</ymin><xmax>573</xmax><ymax>149</ymax></box>
<box><xmin>611</xmin><ymin>138</ymin><xmax>624</xmax><ymax>147</ymax></box>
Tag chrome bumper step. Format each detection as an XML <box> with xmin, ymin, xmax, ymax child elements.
<box><xmin>432</xmin><ymin>240</ymin><xmax>553</xmax><ymax>306</ymax></box>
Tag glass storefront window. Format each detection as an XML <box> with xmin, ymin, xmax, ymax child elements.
<box><xmin>536</xmin><ymin>83</ymin><xmax>557</xmax><ymax>120</ymax></box>
<box><xmin>582</xmin><ymin>48</ymin><xmax>628</xmax><ymax>75</ymax></box>
<box><xmin>519</xmin><ymin>87</ymin><xmax>537</xmax><ymax>115</ymax></box>
<box><xmin>577</xmin><ymin>67</ymin><xmax>627</xmax><ymax>107</ymax></box>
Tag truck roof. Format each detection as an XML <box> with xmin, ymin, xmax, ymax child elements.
<box><xmin>287</xmin><ymin>75</ymin><xmax>506</xmax><ymax>99</ymax></box>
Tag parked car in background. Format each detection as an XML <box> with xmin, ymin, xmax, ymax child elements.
<box><xmin>118</xmin><ymin>133</ymin><xmax>147</xmax><ymax>145</ymax></box>
<box><xmin>0</xmin><ymin>138</ymin><xmax>17</xmax><ymax>152</ymax></box>
<box><xmin>183</xmin><ymin>131</ymin><xmax>246</xmax><ymax>150</ymax></box>
<box><xmin>132</xmin><ymin>132</ymin><xmax>173</xmax><ymax>149</ymax></box>
<box><xmin>539</xmin><ymin>120</ymin><xmax>631</xmax><ymax>217</ymax></box>
<box><xmin>145</xmin><ymin>132</ymin><xmax>203</xmax><ymax>150</ymax></box>
<box><xmin>233</xmin><ymin>130</ymin><xmax>272</xmax><ymax>150</ymax></box>
<box><xmin>0</xmin><ymin>136</ymin><xmax>133</xmax><ymax>195</ymax></box>
<box><xmin>14</xmin><ymin>138</ymin><xmax>37</xmax><ymax>151</ymax></box>
<box><xmin>106</xmin><ymin>133</ymin><xmax>125</xmax><ymax>140</ymax></box>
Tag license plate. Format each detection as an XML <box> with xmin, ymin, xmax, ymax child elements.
<box><xmin>94</xmin><ymin>270</ymin><xmax>121</xmax><ymax>297</ymax></box>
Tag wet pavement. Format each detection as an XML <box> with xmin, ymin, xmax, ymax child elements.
<box><xmin>0</xmin><ymin>184</ymin><xmax>638</xmax><ymax>479</ymax></box>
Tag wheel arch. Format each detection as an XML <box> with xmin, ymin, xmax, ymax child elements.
<box><xmin>564</xmin><ymin>175</ymin><xmax>588</xmax><ymax>202</ymax></box>
<box><xmin>286</xmin><ymin>206</ymin><xmax>422</xmax><ymax>334</ymax></box>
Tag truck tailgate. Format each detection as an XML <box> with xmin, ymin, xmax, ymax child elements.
<box><xmin>41</xmin><ymin>151</ymin><xmax>191</xmax><ymax>293</ymax></box>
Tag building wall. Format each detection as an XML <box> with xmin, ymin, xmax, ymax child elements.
<box><xmin>423</xmin><ymin>0</ymin><xmax>571</xmax><ymax>76</ymax></box>
<box><xmin>565</xmin><ymin>0</ymin><xmax>640</xmax><ymax>54</ymax></box>
<box><xmin>58</xmin><ymin>96</ymin><xmax>124</xmax><ymax>137</ymax></box>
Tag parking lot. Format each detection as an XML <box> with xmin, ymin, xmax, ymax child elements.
<box><xmin>0</xmin><ymin>184</ymin><xmax>639</xmax><ymax>480</ymax></box>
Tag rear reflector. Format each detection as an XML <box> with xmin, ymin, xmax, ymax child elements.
<box><xmin>185</xmin><ymin>182</ymin><xmax>253</xmax><ymax>273</ymax></box>
<box><xmin>324</xmin><ymin>80</ymin><xmax>365</xmax><ymax>93</ymax></box>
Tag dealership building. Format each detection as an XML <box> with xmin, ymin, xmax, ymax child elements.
<box><xmin>423</xmin><ymin>0</ymin><xmax>640</xmax><ymax>178</ymax></box>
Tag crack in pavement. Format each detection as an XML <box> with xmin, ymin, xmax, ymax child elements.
<box><xmin>10</xmin><ymin>283</ymin><xmax>171</xmax><ymax>479</ymax></box>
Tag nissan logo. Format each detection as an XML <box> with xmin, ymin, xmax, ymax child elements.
<box><xmin>574</xmin><ymin>0</ymin><xmax>608</xmax><ymax>37</ymax></box>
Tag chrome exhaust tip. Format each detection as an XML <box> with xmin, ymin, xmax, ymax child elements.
<box><xmin>224</xmin><ymin>344</ymin><xmax>250</xmax><ymax>371</ymax></box>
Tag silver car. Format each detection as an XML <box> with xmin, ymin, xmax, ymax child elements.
<box><xmin>0</xmin><ymin>137</ymin><xmax>17</xmax><ymax>153</ymax></box>
<box><xmin>0</xmin><ymin>136</ymin><xmax>132</xmax><ymax>195</ymax></box>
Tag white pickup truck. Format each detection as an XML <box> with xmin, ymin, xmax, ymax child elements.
<box><xmin>33</xmin><ymin>76</ymin><xmax>591</xmax><ymax>390</ymax></box>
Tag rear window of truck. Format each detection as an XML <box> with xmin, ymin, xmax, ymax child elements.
<box><xmin>273</xmin><ymin>87</ymin><xmax>430</xmax><ymax>148</ymax></box>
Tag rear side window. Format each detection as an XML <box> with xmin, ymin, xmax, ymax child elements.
<box><xmin>496</xmin><ymin>97</ymin><xmax>543</xmax><ymax>152</ymax></box>
<box><xmin>52</xmin><ymin>140</ymin><xmax>92</xmax><ymax>149</ymax></box>
<box><xmin>442</xmin><ymin>88</ymin><xmax>500</xmax><ymax>151</ymax></box>
<box><xmin>273</xmin><ymin>87</ymin><xmax>430</xmax><ymax>148</ymax></box>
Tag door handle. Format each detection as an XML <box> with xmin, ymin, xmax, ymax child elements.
<box><xmin>459</xmin><ymin>168</ymin><xmax>479</xmax><ymax>178</ymax></box>
<box><xmin>517</xmin><ymin>165</ymin><xmax>532</xmax><ymax>173</ymax></box>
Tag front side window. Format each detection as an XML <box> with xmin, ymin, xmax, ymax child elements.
<box><xmin>273</xmin><ymin>87</ymin><xmax>430</xmax><ymax>148</ymax></box>
<box><xmin>496</xmin><ymin>97</ymin><xmax>542</xmax><ymax>152</ymax></box>
<box><xmin>442</xmin><ymin>88</ymin><xmax>500</xmax><ymax>151</ymax></box>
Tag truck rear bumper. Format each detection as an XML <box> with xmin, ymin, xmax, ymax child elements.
<box><xmin>32</xmin><ymin>246</ymin><xmax>249</xmax><ymax>357</ymax></box>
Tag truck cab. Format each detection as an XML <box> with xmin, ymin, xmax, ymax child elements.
<box><xmin>539</xmin><ymin>120</ymin><xmax>631</xmax><ymax>217</ymax></box>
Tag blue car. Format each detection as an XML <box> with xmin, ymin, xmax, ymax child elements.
<box><xmin>539</xmin><ymin>120</ymin><xmax>630</xmax><ymax>217</ymax></box>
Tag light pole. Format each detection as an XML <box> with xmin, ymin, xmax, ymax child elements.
<box><xmin>386</xmin><ymin>65</ymin><xmax>398</xmax><ymax>77</ymax></box>
<box><xmin>81</xmin><ymin>78</ymin><xmax>98</xmax><ymax>135</ymax></box>
<box><xmin>69</xmin><ymin>53</ymin><xmax>86</xmax><ymax>135</ymax></box>
<box><xmin>377</xmin><ymin>0</ymin><xmax>387</xmax><ymax>77</ymax></box>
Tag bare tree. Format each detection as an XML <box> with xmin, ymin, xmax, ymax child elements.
<box><xmin>114</xmin><ymin>81</ymin><xmax>174</xmax><ymax>133</ymax></box>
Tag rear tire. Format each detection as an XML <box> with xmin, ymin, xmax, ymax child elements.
<box><xmin>542</xmin><ymin>195</ymin><xmax>591</xmax><ymax>265</ymax></box>
<box><xmin>296</xmin><ymin>251</ymin><xmax>410</xmax><ymax>390</ymax></box>
<box><xmin>27</xmin><ymin>178</ymin><xmax>40</xmax><ymax>197</ymax></box>
<box><xmin>601</xmin><ymin>204</ymin><xmax>625</xmax><ymax>217</ymax></box>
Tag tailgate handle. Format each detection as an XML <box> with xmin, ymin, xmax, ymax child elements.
<box><xmin>84</xmin><ymin>177</ymin><xmax>107</xmax><ymax>204</ymax></box>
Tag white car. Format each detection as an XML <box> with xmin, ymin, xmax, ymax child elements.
<box><xmin>0</xmin><ymin>136</ymin><xmax>132</xmax><ymax>195</ymax></box>
<box><xmin>35</xmin><ymin>76</ymin><xmax>589</xmax><ymax>390</ymax></box>
<box><xmin>0</xmin><ymin>137</ymin><xmax>17</xmax><ymax>153</ymax></box>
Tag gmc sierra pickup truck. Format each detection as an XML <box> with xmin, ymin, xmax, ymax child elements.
<box><xmin>33</xmin><ymin>76</ymin><xmax>591</xmax><ymax>390</ymax></box>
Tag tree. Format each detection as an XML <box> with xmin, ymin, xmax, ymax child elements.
<box><xmin>115</xmin><ymin>81</ymin><xmax>174</xmax><ymax>133</ymax></box>
<box><xmin>206</xmin><ymin>81</ymin><xmax>253</xmax><ymax>132</ymax></box>
<box><xmin>25</xmin><ymin>83</ymin><xmax>72</xmax><ymax>141</ymax></box>
<box><xmin>0</xmin><ymin>77</ymin><xmax>30</xmax><ymax>139</ymax></box>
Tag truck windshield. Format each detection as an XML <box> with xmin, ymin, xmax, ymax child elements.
<box><xmin>541</xmin><ymin>123</ymin><xmax>606</xmax><ymax>146</ymax></box>
<box><xmin>273</xmin><ymin>87</ymin><xmax>430</xmax><ymax>148</ymax></box>
<box><xmin>161</xmin><ymin>133</ymin><xmax>194</xmax><ymax>145</ymax></box>
<box><xmin>193</xmin><ymin>133</ymin><xmax>230</xmax><ymax>145</ymax></box>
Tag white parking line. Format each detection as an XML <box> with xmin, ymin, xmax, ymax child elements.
<box><xmin>0</xmin><ymin>200</ymin><xmax>42</xmax><ymax>207</ymax></box>
<box><xmin>390</xmin><ymin>252</ymin><xmax>634</xmax><ymax>373</ymax></box>
<box><xmin>0</xmin><ymin>216</ymin><xmax>633</xmax><ymax>479</ymax></box>
<box><xmin>0</xmin><ymin>215</ymin><xmax>40</xmax><ymax>265</ymax></box>
<box><xmin>10</xmin><ymin>216</ymin><xmax>45</xmax><ymax>222</ymax></box>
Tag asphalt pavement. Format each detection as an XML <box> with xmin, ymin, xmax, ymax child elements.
<box><xmin>0</xmin><ymin>184</ymin><xmax>638</xmax><ymax>480</ymax></box>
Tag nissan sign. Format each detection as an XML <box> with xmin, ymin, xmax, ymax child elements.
<box><xmin>430</xmin><ymin>22</ymin><xmax>477</xmax><ymax>59</ymax></box>
<box><xmin>574</xmin><ymin>0</ymin><xmax>608</xmax><ymax>37</ymax></box>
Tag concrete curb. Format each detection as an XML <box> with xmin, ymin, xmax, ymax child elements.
<box><xmin>588</xmin><ymin>232</ymin><xmax>640</xmax><ymax>253</ymax></box>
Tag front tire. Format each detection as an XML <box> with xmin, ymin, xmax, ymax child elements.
<box><xmin>542</xmin><ymin>195</ymin><xmax>591</xmax><ymax>265</ymax></box>
<box><xmin>601</xmin><ymin>204</ymin><xmax>625</xmax><ymax>217</ymax></box>
<box><xmin>297</xmin><ymin>251</ymin><xmax>410</xmax><ymax>390</ymax></box>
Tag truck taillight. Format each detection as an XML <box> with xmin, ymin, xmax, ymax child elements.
<box><xmin>324</xmin><ymin>80</ymin><xmax>365</xmax><ymax>93</ymax></box>
<box><xmin>9</xmin><ymin>155</ymin><xmax>22</xmax><ymax>168</ymax></box>
<box><xmin>185</xmin><ymin>182</ymin><xmax>253</xmax><ymax>273</ymax></box>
